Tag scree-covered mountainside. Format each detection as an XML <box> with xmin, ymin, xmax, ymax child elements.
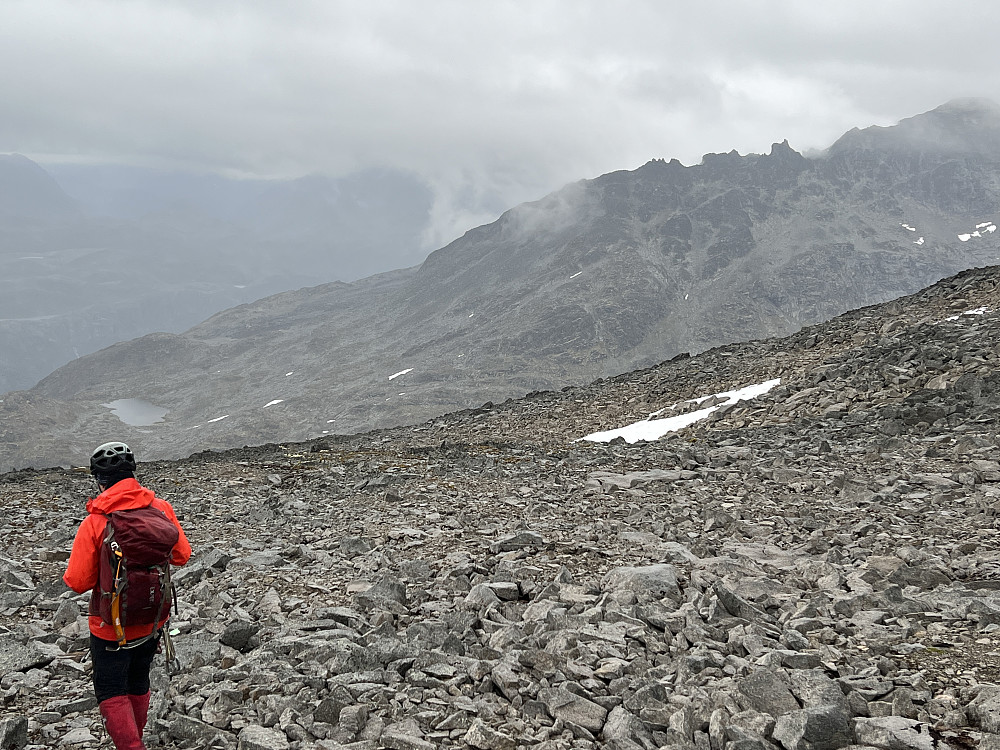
<box><xmin>3</xmin><ymin>98</ymin><xmax>1000</xmax><ymax>471</ymax></box>
<box><xmin>1</xmin><ymin>264</ymin><xmax>998</xmax><ymax>750</ymax></box>
<box><xmin>0</xmin><ymin>161</ymin><xmax>433</xmax><ymax>394</ymax></box>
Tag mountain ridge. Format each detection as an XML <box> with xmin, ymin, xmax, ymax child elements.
<box><xmin>4</xmin><ymin>100</ymin><xmax>1000</xmax><ymax>470</ymax></box>
<box><xmin>829</xmin><ymin>98</ymin><xmax>1000</xmax><ymax>158</ymax></box>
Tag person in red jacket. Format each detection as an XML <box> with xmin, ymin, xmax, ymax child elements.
<box><xmin>64</xmin><ymin>442</ymin><xmax>191</xmax><ymax>750</ymax></box>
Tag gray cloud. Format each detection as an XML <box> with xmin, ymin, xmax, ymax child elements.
<box><xmin>2</xmin><ymin>0</ymin><xmax>998</xmax><ymax>247</ymax></box>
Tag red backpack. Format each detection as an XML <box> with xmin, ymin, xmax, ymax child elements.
<box><xmin>89</xmin><ymin>504</ymin><xmax>179</xmax><ymax>648</ymax></box>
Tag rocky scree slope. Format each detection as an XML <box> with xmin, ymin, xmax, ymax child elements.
<box><xmin>1</xmin><ymin>265</ymin><xmax>1000</xmax><ymax>749</ymax></box>
<box><xmin>5</xmin><ymin>99</ymin><xmax>1000</xmax><ymax>470</ymax></box>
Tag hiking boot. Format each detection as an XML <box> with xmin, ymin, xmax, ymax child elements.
<box><xmin>128</xmin><ymin>691</ymin><xmax>150</xmax><ymax>736</ymax></box>
<box><xmin>99</xmin><ymin>695</ymin><xmax>147</xmax><ymax>750</ymax></box>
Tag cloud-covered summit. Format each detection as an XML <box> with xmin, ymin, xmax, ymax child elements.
<box><xmin>2</xmin><ymin>1</ymin><xmax>1000</xmax><ymax>246</ymax></box>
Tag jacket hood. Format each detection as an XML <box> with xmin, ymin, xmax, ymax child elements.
<box><xmin>85</xmin><ymin>478</ymin><xmax>156</xmax><ymax>515</ymax></box>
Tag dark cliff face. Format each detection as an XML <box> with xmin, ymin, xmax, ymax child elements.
<box><xmin>7</xmin><ymin>101</ymin><xmax>1000</xmax><ymax>470</ymax></box>
<box><xmin>823</xmin><ymin>99</ymin><xmax>1000</xmax><ymax>215</ymax></box>
<box><xmin>391</xmin><ymin>99</ymin><xmax>1000</xmax><ymax>366</ymax></box>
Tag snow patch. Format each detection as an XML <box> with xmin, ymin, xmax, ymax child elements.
<box><xmin>945</xmin><ymin>307</ymin><xmax>992</xmax><ymax>322</ymax></box>
<box><xmin>570</xmin><ymin>271</ymin><xmax>583</xmax><ymax>279</ymax></box>
<box><xmin>206</xmin><ymin>415</ymin><xmax>229</xmax><ymax>423</ymax></box>
<box><xmin>263</xmin><ymin>399</ymin><xmax>284</xmax><ymax>408</ymax></box>
<box><xmin>389</xmin><ymin>368</ymin><xmax>413</xmax><ymax>381</ymax></box>
<box><xmin>914</xmin><ymin>237</ymin><xmax>924</xmax><ymax>245</ymax></box>
<box><xmin>958</xmin><ymin>220</ymin><xmax>996</xmax><ymax>241</ymax></box>
<box><xmin>581</xmin><ymin>378</ymin><xmax>781</xmax><ymax>444</ymax></box>
<box><xmin>900</xmin><ymin>223</ymin><xmax>916</xmax><ymax>232</ymax></box>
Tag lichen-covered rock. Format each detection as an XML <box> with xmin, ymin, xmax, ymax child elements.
<box><xmin>0</xmin><ymin>716</ymin><xmax>28</xmax><ymax>750</ymax></box>
<box><xmin>601</xmin><ymin>564</ymin><xmax>681</xmax><ymax>603</ymax></box>
<box><xmin>237</xmin><ymin>724</ymin><xmax>289</xmax><ymax>750</ymax></box>
<box><xmin>772</xmin><ymin>705</ymin><xmax>853</xmax><ymax>750</ymax></box>
<box><xmin>537</xmin><ymin>686</ymin><xmax>609</xmax><ymax>733</ymax></box>
<box><xmin>736</xmin><ymin>670</ymin><xmax>801</xmax><ymax>718</ymax></box>
<box><xmin>852</xmin><ymin>717</ymin><xmax>934</xmax><ymax>750</ymax></box>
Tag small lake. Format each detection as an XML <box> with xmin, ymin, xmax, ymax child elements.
<box><xmin>102</xmin><ymin>399</ymin><xmax>169</xmax><ymax>426</ymax></box>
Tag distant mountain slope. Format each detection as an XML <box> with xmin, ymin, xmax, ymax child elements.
<box><xmin>0</xmin><ymin>154</ymin><xmax>79</xmax><ymax>219</ymax></box>
<box><xmin>4</xmin><ymin>99</ymin><xmax>1000</xmax><ymax>470</ymax></box>
<box><xmin>0</xmin><ymin>163</ymin><xmax>433</xmax><ymax>392</ymax></box>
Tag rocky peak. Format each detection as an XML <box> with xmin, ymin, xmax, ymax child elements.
<box><xmin>827</xmin><ymin>97</ymin><xmax>1000</xmax><ymax>159</ymax></box>
<box><xmin>699</xmin><ymin>149</ymin><xmax>747</xmax><ymax>176</ymax></box>
<box><xmin>766</xmin><ymin>139</ymin><xmax>801</xmax><ymax>160</ymax></box>
<box><xmin>933</xmin><ymin>96</ymin><xmax>1000</xmax><ymax>121</ymax></box>
<box><xmin>751</xmin><ymin>139</ymin><xmax>809</xmax><ymax>183</ymax></box>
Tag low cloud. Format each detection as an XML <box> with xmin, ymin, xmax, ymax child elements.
<box><xmin>1</xmin><ymin>1</ymin><xmax>998</xmax><ymax>247</ymax></box>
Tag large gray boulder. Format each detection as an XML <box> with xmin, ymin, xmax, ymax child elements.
<box><xmin>736</xmin><ymin>669</ymin><xmax>801</xmax><ymax>717</ymax></box>
<box><xmin>968</xmin><ymin>685</ymin><xmax>1000</xmax><ymax>733</ymax></box>
<box><xmin>537</xmin><ymin>686</ymin><xmax>609</xmax><ymax>733</ymax></box>
<box><xmin>0</xmin><ymin>716</ymin><xmax>27</xmax><ymax>750</ymax></box>
<box><xmin>772</xmin><ymin>706</ymin><xmax>853</xmax><ymax>750</ymax></box>
<box><xmin>601</xmin><ymin>564</ymin><xmax>681</xmax><ymax>603</ymax></box>
<box><xmin>852</xmin><ymin>717</ymin><xmax>935</xmax><ymax>750</ymax></box>
<box><xmin>237</xmin><ymin>724</ymin><xmax>290</xmax><ymax>750</ymax></box>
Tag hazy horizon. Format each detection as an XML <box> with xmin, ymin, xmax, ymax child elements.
<box><xmin>3</xmin><ymin>1</ymin><xmax>999</xmax><ymax>248</ymax></box>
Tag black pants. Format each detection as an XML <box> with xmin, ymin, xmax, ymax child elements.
<box><xmin>90</xmin><ymin>634</ymin><xmax>159</xmax><ymax>703</ymax></box>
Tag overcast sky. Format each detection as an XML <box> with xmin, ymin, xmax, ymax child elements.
<box><xmin>2</xmin><ymin>0</ymin><xmax>998</xmax><ymax>246</ymax></box>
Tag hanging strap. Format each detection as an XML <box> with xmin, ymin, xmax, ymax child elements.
<box><xmin>104</xmin><ymin>523</ymin><xmax>129</xmax><ymax>648</ymax></box>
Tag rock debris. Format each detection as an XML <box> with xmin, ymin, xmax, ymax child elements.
<box><xmin>2</xmin><ymin>265</ymin><xmax>1000</xmax><ymax>750</ymax></box>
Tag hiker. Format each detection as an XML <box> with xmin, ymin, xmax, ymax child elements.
<box><xmin>64</xmin><ymin>441</ymin><xmax>191</xmax><ymax>750</ymax></box>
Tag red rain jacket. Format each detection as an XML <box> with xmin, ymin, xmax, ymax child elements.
<box><xmin>63</xmin><ymin>478</ymin><xmax>192</xmax><ymax>640</ymax></box>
